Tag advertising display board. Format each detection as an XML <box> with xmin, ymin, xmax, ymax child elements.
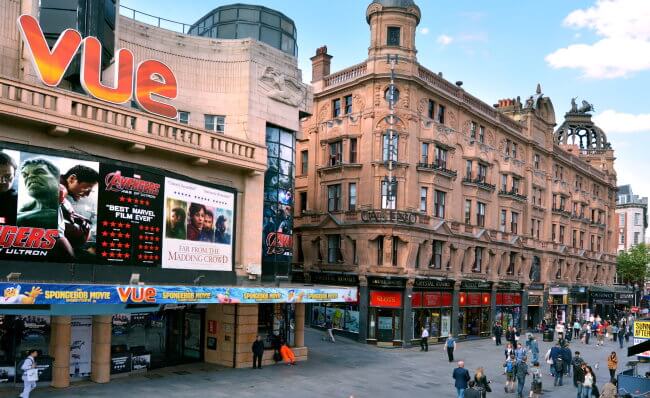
<box><xmin>0</xmin><ymin>145</ymin><xmax>235</xmax><ymax>271</ymax></box>
<box><xmin>633</xmin><ymin>321</ymin><xmax>650</xmax><ymax>359</ymax></box>
<box><xmin>69</xmin><ymin>316</ymin><xmax>92</xmax><ymax>378</ymax></box>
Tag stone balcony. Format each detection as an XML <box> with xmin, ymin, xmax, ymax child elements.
<box><xmin>0</xmin><ymin>76</ymin><xmax>267</xmax><ymax>173</ymax></box>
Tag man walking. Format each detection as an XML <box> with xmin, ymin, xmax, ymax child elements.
<box><xmin>452</xmin><ymin>360</ymin><xmax>471</xmax><ymax>398</ymax></box>
<box><xmin>514</xmin><ymin>356</ymin><xmax>529</xmax><ymax>398</ymax></box>
<box><xmin>20</xmin><ymin>349</ymin><xmax>38</xmax><ymax>398</ymax></box>
<box><xmin>618</xmin><ymin>325</ymin><xmax>626</xmax><ymax>349</ymax></box>
<box><xmin>420</xmin><ymin>326</ymin><xmax>429</xmax><ymax>352</ymax></box>
<box><xmin>324</xmin><ymin>316</ymin><xmax>335</xmax><ymax>343</ymax></box>
<box><xmin>493</xmin><ymin>322</ymin><xmax>503</xmax><ymax>346</ymax></box>
<box><xmin>251</xmin><ymin>335</ymin><xmax>264</xmax><ymax>369</ymax></box>
<box><xmin>445</xmin><ymin>335</ymin><xmax>457</xmax><ymax>362</ymax></box>
<box><xmin>527</xmin><ymin>335</ymin><xmax>540</xmax><ymax>364</ymax></box>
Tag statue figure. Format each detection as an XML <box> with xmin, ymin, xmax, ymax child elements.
<box><xmin>578</xmin><ymin>100</ymin><xmax>594</xmax><ymax>113</ymax></box>
<box><xmin>570</xmin><ymin>97</ymin><xmax>578</xmax><ymax>112</ymax></box>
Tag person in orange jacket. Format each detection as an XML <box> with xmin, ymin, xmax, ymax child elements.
<box><xmin>280</xmin><ymin>341</ymin><xmax>296</xmax><ymax>365</ymax></box>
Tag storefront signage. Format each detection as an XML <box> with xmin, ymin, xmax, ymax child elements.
<box><xmin>18</xmin><ymin>15</ymin><xmax>178</xmax><ymax>119</ymax></box>
<box><xmin>570</xmin><ymin>286</ymin><xmax>587</xmax><ymax>294</ymax></box>
<box><xmin>0</xmin><ymin>282</ymin><xmax>358</xmax><ymax>305</ymax></box>
<box><xmin>528</xmin><ymin>283</ymin><xmax>545</xmax><ymax>291</ymax></box>
<box><xmin>413</xmin><ymin>279</ymin><xmax>454</xmax><ymax>289</ymax></box>
<box><xmin>309</xmin><ymin>272</ymin><xmax>359</xmax><ymax>286</ymax></box>
<box><xmin>111</xmin><ymin>354</ymin><xmax>132</xmax><ymax>374</ymax></box>
<box><xmin>360</xmin><ymin>210</ymin><xmax>417</xmax><ymax>225</ymax></box>
<box><xmin>528</xmin><ymin>295</ymin><xmax>542</xmax><ymax>306</ymax></box>
<box><xmin>549</xmin><ymin>287</ymin><xmax>568</xmax><ymax>295</ymax></box>
<box><xmin>459</xmin><ymin>292</ymin><xmax>490</xmax><ymax>307</ymax></box>
<box><xmin>617</xmin><ymin>293</ymin><xmax>635</xmax><ymax>300</ymax></box>
<box><xmin>497</xmin><ymin>293</ymin><xmax>521</xmax><ymax>306</ymax></box>
<box><xmin>368</xmin><ymin>276</ymin><xmax>406</xmax><ymax>288</ymax></box>
<box><xmin>460</xmin><ymin>280</ymin><xmax>491</xmax><ymax>290</ymax></box>
<box><xmin>0</xmin><ymin>145</ymin><xmax>235</xmax><ymax>271</ymax></box>
<box><xmin>590</xmin><ymin>291</ymin><xmax>615</xmax><ymax>301</ymax></box>
<box><xmin>411</xmin><ymin>292</ymin><xmax>452</xmax><ymax>307</ymax></box>
<box><xmin>369</xmin><ymin>291</ymin><xmax>402</xmax><ymax>308</ymax></box>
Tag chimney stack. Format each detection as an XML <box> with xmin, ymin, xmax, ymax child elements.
<box><xmin>311</xmin><ymin>46</ymin><xmax>332</xmax><ymax>82</ymax></box>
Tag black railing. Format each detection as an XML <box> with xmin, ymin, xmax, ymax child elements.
<box><xmin>462</xmin><ymin>177</ymin><xmax>496</xmax><ymax>191</ymax></box>
<box><xmin>498</xmin><ymin>190</ymin><xmax>528</xmax><ymax>201</ymax></box>
<box><xmin>417</xmin><ymin>162</ymin><xmax>458</xmax><ymax>177</ymax></box>
<box><xmin>120</xmin><ymin>5</ymin><xmax>192</xmax><ymax>34</ymax></box>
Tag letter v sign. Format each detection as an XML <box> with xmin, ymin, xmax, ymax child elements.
<box><xmin>17</xmin><ymin>14</ymin><xmax>82</xmax><ymax>87</ymax></box>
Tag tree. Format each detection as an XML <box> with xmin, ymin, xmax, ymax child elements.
<box><xmin>616</xmin><ymin>243</ymin><xmax>650</xmax><ymax>285</ymax></box>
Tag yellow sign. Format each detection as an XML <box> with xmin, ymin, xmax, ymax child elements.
<box><xmin>634</xmin><ymin>321</ymin><xmax>650</xmax><ymax>339</ymax></box>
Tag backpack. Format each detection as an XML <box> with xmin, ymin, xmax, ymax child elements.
<box><xmin>554</xmin><ymin>356</ymin><xmax>564</xmax><ymax>372</ymax></box>
<box><xmin>506</xmin><ymin>360</ymin><xmax>514</xmax><ymax>373</ymax></box>
<box><xmin>16</xmin><ymin>357</ymin><xmax>32</xmax><ymax>376</ymax></box>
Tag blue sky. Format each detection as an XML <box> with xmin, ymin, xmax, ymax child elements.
<box><xmin>121</xmin><ymin>0</ymin><xmax>650</xmax><ymax>199</ymax></box>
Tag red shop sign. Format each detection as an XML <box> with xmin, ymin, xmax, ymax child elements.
<box><xmin>496</xmin><ymin>293</ymin><xmax>503</xmax><ymax>305</ymax></box>
<box><xmin>411</xmin><ymin>292</ymin><xmax>422</xmax><ymax>307</ymax></box>
<box><xmin>441</xmin><ymin>292</ymin><xmax>452</xmax><ymax>307</ymax></box>
<box><xmin>370</xmin><ymin>291</ymin><xmax>402</xmax><ymax>308</ymax></box>
<box><xmin>423</xmin><ymin>292</ymin><xmax>442</xmax><ymax>307</ymax></box>
<box><xmin>208</xmin><ymin>320</ymin><xmax>217</xmax><ymax>335</ymax></box>
<box><xmin>467</xmin><ymin>292</ymin><xmax>482</xmax><ymax>306</ymax></box>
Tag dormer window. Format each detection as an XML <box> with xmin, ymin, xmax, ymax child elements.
<box><xmin>387</xmin><ymin>26</ymin><xmax>401</xmax><ymax>46</ymax></box>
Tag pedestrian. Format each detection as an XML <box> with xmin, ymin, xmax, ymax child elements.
<box><xmin>504</xmin><ymin>354</ymin><xmax>516</xmax><ymax>393</ymax></box>
<box><xmin>545</xmin><ymin>346</ymin><xmax>554</xmax><ymax>376</ymax></box>
<box><xmin>553</xmin><ymin>349</ymin><xmax>565</xmax><ymax>386</ymax></box>
<box><xmin>581</xmin><ymin>364</ymin><xmax>595</xmax><ymax>398</ymax></box>
<box><xmin>493</xmin><ymin>322</ymin><xmax>503</xmax><ymax>346</ymax></box>
<box><xmin>506</xmin><ymin>326</ymin><xmax>516</xmax><ymax>347</ymax></box>
<box><xmin>607</xmin><ymin>351</ymin><xmax>618</xmax><ymax>382</ymax></box>
<box><xmin>324</xmin><ymin>316</ymin><xmax>336</xmax><ymax>343</ymax></box>
<box><xmin>600</xmin><ymin>378</ymin><xmax>617</xmax><ymax>398</ymax></box>
<box><xmin>597</xmin><ymin>323</ymin><xmax>606</xmax><ymax>346</ymax></box>
<box><xmin>572</xmin><ymin>351</ymin><xmax>585</xmax><ymax>392</ymax></box>
<box><xmin>505</xmin><ymin>342</ymin><xmax>514</xmax><ymax>360</ymax></box>
<box><xmin>251</xmin><ymin>335</ymin><xmax>265</xmax><ymax>369</ymax></box>
<box><xmin>612</xmin><ymin>323</ymin><xmax>619</xmax><ymax>343</ymax></box>
<box><xmin>453</xmin><ymin>360</ymin><xmax>471</xmax><ymax>398</ymax></box>
<box><xmin>618</xmin><ymin>324</ymin><xmax>626</xmax><ymax>349</ymax></box>
<box><xmin>526</xmin><ymin>335</ymin><xmax>539</xmax><ymax>364</ymax></box>
<box><xmin>19</xmin><ymin>349</ymin><xmax>38</xmax><ymax>398</ymax></box>
<box><xmin>279</xmin><ymin>341</ymin><xmax>296</xmax><ymax>365</ymax></box>
<box><xmin>561</xmin><ymin>343</ymin><xmax>572</xmax><ymax>378</ymax></box>
<box><xmin>573</xmin><ymin>319</ymin><xmax>581</xmax><ymax>339</ymax></box>
<box><xmin>514</xmin><ymin>356</ymin><xmax>529</xmax><ymax>398</ymax></box>
<box><xmin>474</xmin><ymin>367</ymin><xmax>491</xmax><ymax>398</ymax></box>
<box><xmin>464</xmin><ymin>380</ymin><xmax>482</xmax><ymax>398</ymax></box>
<box><xmin>556</xmin><ymin>321</ymin><xmax>566</xmax><ymax>340</ymax></box>
<box><xmin>446</xmin><ymin>335</ymin><xmax>457</xmax><ymax>363</ymax></box>
<box><xmin>625</xmin><ymin>323</ymin><xmax>631</xmax><ymax>343</ymax></box>
<box><xmin>530</xmin><ymin>361</ymin><xmax>542</xmax><ymax>398</ymax></box>
<box><xmin>583</xmin><ymin>322</ymin><xmax>591</xmax><ymax>345</ymax></box>
<box><xmin>515</xmin><ymin>343</ymin><xmax>526</xmax><ymax>363</ymax></box>
<box><xmin>271</xmin><ymin>332</ymin><xmax>282</xmax><ymax>362</ymax></box>
<box><xmin>420</xmin><ymin>326</ymin><xmax>429</xmax><ymax>352</ymax></box>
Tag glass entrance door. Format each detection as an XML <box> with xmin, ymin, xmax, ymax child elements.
<box><xmin>165</xmin><ymin>309</ymin><xmax>204</xmax><ymax>365</ymax></box>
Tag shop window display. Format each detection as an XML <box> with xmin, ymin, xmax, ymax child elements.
<box><xmin>258</xmin><ymin>303</ymin><xmax>295</xmax><ymax>348</ymax></box>
<box><xmin>0</xmin><ymin>315</ymin><xmax>51</xmax><ymax>382</ymax></box>
<box><xmin>311</xmin><ymin>303</ymin><xmax>359</xmax><ymax>334</ymax></box>
<box><xmin>368</xmin><ymin>307</ymin><xmax>401</xmax><ymax>341</ymax></box>
<box><xmin>412</xmin><ymin>308</ymin><xmax>451</xmax><ymax>340</ymax></box>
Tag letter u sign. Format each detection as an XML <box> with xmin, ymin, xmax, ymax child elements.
<box><xmin>18</xmin><ymin>14</ymin><xmax>178</xmax><ymax>119</ymax></box>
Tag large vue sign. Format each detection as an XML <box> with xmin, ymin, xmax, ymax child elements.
<box><xmin>17</xmin><ymin>15</ymin><xmax>178</xmax><ymax>119</ymax></box>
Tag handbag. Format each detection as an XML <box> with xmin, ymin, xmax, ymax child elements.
<box><xmin>25</xmin><ymin>368</ymin><xmax>38</xmax><ymax>382</ymax></box>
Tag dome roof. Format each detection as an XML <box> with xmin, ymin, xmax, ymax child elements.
<box><xmin>370</xmin><ymin>0</ymin><xmax>417</xmax><ymax>7</ymax></box>
<box><xmin>367</xmin><ymin>0</ymin><xmax>421</xmax><ymax>23</ymax></box>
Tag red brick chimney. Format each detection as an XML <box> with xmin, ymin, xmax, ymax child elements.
<box><xmin>310</xmin><ymin>46</ymin><xmax>332</xmax><ymax>82</ymax></box>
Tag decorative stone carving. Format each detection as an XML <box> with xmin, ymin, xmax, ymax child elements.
<box><xmin>448</xmin><ymin>110</ymin><xmax>457</xmax><ymax>128</ymax></box>
<box><xmin>318</xmin><ymin>103</ymin><xmax>330</xmax><ymax>123</ymax></box>
<box><xmin>259</xmin><ymin>66</ymin><xmax>307</xmax><ymax>107</ymax></box>
<box><xmin>417</xmin><ymin>98</ymin><xmax>428</xmax><ymax>114</ymax></box>
<box><xmin>353</xmin><ymin>94</ymin><xmax>366</xmax><ymax>112</ymax></box>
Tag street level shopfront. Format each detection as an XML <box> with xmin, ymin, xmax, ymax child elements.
<box><xmin>548</xmin><ymin>286</ymin><xmax>569</xmax><ymax>325</ymax></box>
<box><xmin>367</xmin><ymin>277</ymin><xmax>406</xmax><ymax>344</ymax></box>
<box><xmin>459</xmin><ymin>281</ymin><xmax>492</xmax><ymax>338</ymax></box>
<box><xmin>411</xmin><ymin>279</ymin><xmax>454</xmax><ymax>343</ymax></box>
<box><xmin>527</xmin><ymin>283</ymin><xmax>545</xmax><ymax>329</ymax></box>
<box><xmin>302</xmin><ymin>272</ymin><xmax>360</xmax><ymax>338</ymax></box>
<box><xmin>569</xmin><ymin>286</ymin><xmax>589</xmax><ymax>322</ymax></box>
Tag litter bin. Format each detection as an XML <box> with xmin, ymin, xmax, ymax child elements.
<box><xmin>543</xmin><ymin>329</ymin><xmax>554</xmax><ymax>342</ymax></box>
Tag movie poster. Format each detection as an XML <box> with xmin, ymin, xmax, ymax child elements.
<box><xmin>162</xmin><ymin>177</ymin><xmax>234</xmax><ymax>271</ymax></box>
<box><xmin>69</xmin><ymin>316</ymin><xmax>92</xmax><ymax>378</ymax></box>
<box><xmin>0</xmin><ymin>148</ymin><xmax>99</xmax><ymax>262</ymax></box>
<box><xmin>96</xmin><ymin>164</ymin><xmax>164</xmax><ymax>265</ymax></box>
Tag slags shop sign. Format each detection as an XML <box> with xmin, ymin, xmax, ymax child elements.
<box><xmin>360</xmin><ymin>210</ymin><xmax>417</xmax><ymax>225</ymax></box>
<box><xmin>18</xmin><ymin>15</ymin><xmax>178</xmax><ymax>119</ymax></box>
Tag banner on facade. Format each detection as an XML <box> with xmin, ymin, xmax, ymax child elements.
<box><xmin>69</xmin><ymin>316</ymin><xmax>92</xmax><ymax>377</ymax></box>
<box><xmin>0</xmin><ymin>282</ymin><xmax>358</xmax><ymax>305</ymax></box>
<box><xmin>633</xmin><ymin>321</ymin><xmax>650</xmax><ymax>359</ymax></box>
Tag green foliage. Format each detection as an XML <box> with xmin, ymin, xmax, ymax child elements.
<box><xmin>617</xmin><ymin>243</ymin><xmax>650</xmax><ymax>285</ymax></box>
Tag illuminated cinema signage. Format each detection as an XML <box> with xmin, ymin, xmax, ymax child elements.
<box><xmin>17</xmin><ymin>15</ymin><xmax>178</xmax><ymax>119</ymax></box>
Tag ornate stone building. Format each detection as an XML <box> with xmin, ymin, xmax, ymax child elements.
<box><xmin>293</xmin><ymin>0</ymin><xmax>619</xmax><ymax>345</ymax></box>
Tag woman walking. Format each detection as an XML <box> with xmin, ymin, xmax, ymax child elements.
<box><xmin>474</xmin><ymin>367</ymin><xmax>491</xmax><ymax>398</ymax></box>
<box><xmin>607</xmin><ymin>351</ymin><xmax>618</xmax><ymax>382</ymax></box>
<box><xmin>581</xmin><ymin>365</ymin><xmax>595</xmax><ymax>398</ymax></box>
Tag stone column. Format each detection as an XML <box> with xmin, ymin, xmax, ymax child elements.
<box><xmin>489</xmin><ymin>283</ymin><xmax>497</xmax><ymax>328</ymax></box>
<box><xmin>91</xmin><ymin>315</ymin><xmax>112</xmax><ymax>384</ymax></box>
<box><xmin>542</xmin><ymin>286</ymin><xmax>549</xmax><ymax>324</ymax></box>
<box><xmin>451</xmin><ymin>282</ymin><xmax>461</xmax><ymax>337</ymax></box>
<box><xmin>521</xmin><ymin>285</ymin><xmax>529</xmax><ymax>332</ymax></box>
<box><xmin>358</xmin><ymin>281</ymin><xmax>369</xmax><ymax>343</ymax></box>
<box><xmin>295</xmin><ymin>304</ymin><xmax>305</xmax><ymax>347</ymax></box>
<box><xmin>51</xmin><ymin>316</ymin><xmax>71</xmax><ymax>388</ymax></box>
<box><xmin>402</xmin><ymin>282</ymin><xmax>413</xmax><ymax>347</ymax></box>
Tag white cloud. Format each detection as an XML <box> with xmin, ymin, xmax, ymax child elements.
<box><xmin>419</xmin><ymin>27</ymin><xmax>430</xmax><ymax>35</ymax></box>
<box><xmin>593</xmin><ymin>109</ymin><xmax>650</xmax><ymax>134</ymax></box>
<box><xmin>546</xmin><ymin>0</ymin><xmax>650</xmax><ymax>78</ymax></box>
<box><xmin>437</xmin><ymin>34</ymin><xmax>453</xmax><ymax>46</ymax></box>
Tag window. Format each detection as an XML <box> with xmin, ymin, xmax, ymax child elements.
<box><xmin>533</xmin><ymin>154</ymin><xmax>540</xmax><ymax>169</ymax></box>
<box><xmin>431</xmin><ymin>240</ymin><xmax>443</xmax><ymax>269</ymax></box>
<box><xmin>464</xmin><ymin>200</ymin><xmax>472</xmax><ymax>224</ymax></box>
<box><xmin>580</xmin><ymin>231</ymin><xmax>584</xmax><ymax>249</ymax></box>
<box><xmin>415</xmin><ymin>244</ymin><xmax>420</xmax><ymax>269</ymax></box>
<box><xmin>327</xmin><ymin>184</ymin><xmax>341</xmax><ymax>212</ymax></box>
<box><xmin>435</xmin><ymin>146</ymin><xmax>447</xmax><ymax>168</ymax></box>
<box><xmin>477</xmin><ymin>202</ymin><xmax>486</xmax><ymax>227</ymax></box>
<box><xmin>500</xmin><ymin>174</ymin><xmax>508</xmax><ymax>191</ymax></box>
<box><xmin>559</xmin><ymin>226</ymin><xmax>565</xmax><ymax>244</ymax></box>
<box><xmin>597</xmin><ymin>236</ymin><xmax>602</xmax><ymax>252</ymax></box>
<box><xmin>619</xmin><ymin>213</ymin><xmax>625</xmax><ymax>226</ymax></box>
<box><xmin>434</xmin><ymin>190</ymin><xmax>446</xmax><ymax>218</ymax></box>
<box><xmin>500</xmin><ymin>209</ymin><xmax>507</xmax><ymax>232</ymax></box>
<box><xmin>473</xmin><ymin>247</ymin><xmax>483</xmax><ymax>272</ymax></box>
<box><xmin>507</xmin><ymin>252</ymin><xmax>516</xmax><ymax>275</ymax></box>
<box><xmin>349</xmin><ymin>138</ymin><xmax>358</xmax><ymax>163</ymax></box>
<box><xmin>505</xmin><ymin>139</ymin><xmax>511</xmax><ymax>156</ymax></box>
<box><xmin>477</xmin><ymin>163</ymin><xmax>488</xmax><ymax>183</ymax></box>
<box><xmin>512</xmin><ymin>177</ymin><xmax>520</xmax><ymax>194</ymax></box>
<box><xmin>428</xmin><ymin>100</ymin><xmax>435</xmax><ymax>119</ymax></box>
<box><xmin>511</xmin><ymin>212</ymin><xmax>519</xmax><ymax>234</ymax></box>
<box><xmin>478</xmin><ymin>125</ymin><xmax>485</xmax><ymax>144</ymax></box>
<box><xmin>512</xmin><ymin>142</ymin><xmax>517</xmax><ymax>159</ymax></box>
<box><xmin>556</xmin><ymin>260</ymin><xmax>563</xmax><ymax>279</ymax></box>
<box><xmin>382</xmin><ymin>133</ymin><xmax>398</xmax><ymax>162</ymax></box>
<box><xmin>344</xmin><ymin>95</ymin><xmax>353</xmax><ymax>114</ymax></box>
<box><xmin>552</xmin><ymin>224</ymin><xmax>557</xmax><ymax>241</ymax></box>
<box><xmin>532</xmin><ymin>187</ymin><xmax>543</xmax><ymax>206</ymax></box>
<box><xmin>352</xmin><ymin>240</ymin><xmax>359</xmax><ymax>265</ymax></box>
<box><xmin>392</xmin><ymin>238</ymin><xmax>398</xmax><ymax>266</ymax></box>
<box><xmin>387</xmin><ymin>26</ymin><xmax>401</xmax><ymax>46</ymax></box>
<box><xmin>332</xmin><ymin>98</ymin><xmax>341</xmax><ymax>117</ymax></box>
<box><xmin>327</xmin><ymin>235</ymin><xmax>342</xmax><ymax>263</ymax></box>
<box><xmin>437</xmin><ymin>104</ymin><xmax>445</xmax><ymax>124</ymax></box>
<box><xmin>299</xmin><ymin>191</ymin><xmax>307</xmax><ymax>213</ymax></box>
<box><xmin>421</xmin><ymin>142</ymin><xmax>429</xmax><ymax>164</ymax></box>
<box><xmin>300</xmin><ymin>150</ymin><xmax>308</xmax><ymax>175</ymax></box>
<box><xmin>635</xmin><ymin>213</ymin><xmax>642</xmax><ymax>226</ymax></box>
<box><xmin>591</xmin><ymin>235</ymin><xmax>595</xmax><ymax>251</ymax></box>
<box><xmin>178</xmin><ymin>111</ymin><xmax>189</xmax><ymax>124</ymax></box>
<box><xmin>348</xmin><ymin>183</ymin><xmax>357</xmax><ymax>211</ymax></box>
<box><xmin>572</xmin><ymin>230</ymin><xmax>577</xmax><ymax>247</ymax></box>
<box><xmin>552</xmin><ymin>194</ymin><xmax>558</xmax><ymax>209</ymax></box>
<box><xmin>532</xmin><ymin>219</ymin><xmax>541</xmax><ymax>238</ymax></box>
<box><xmin>205</xmin><ymin>115</ymin><xmax>225</xmax><ymax>133</ymax></box>
<box><xmin>420</xmin><ymin>187</ymin><xmax>427</xmax><ymax>212</ymax></box>
<box><xmin>377</xmin><ymin>236</ymin><xmax>384</xmax><ymax>265</ymax></box>
<box><xmin>560</xmin><ymin>196</ymin><xmax>566</xmax><ymax>211</ymax></box>
<box><xmin>634</xmin><ymin>232</ymin><xmax>640</xmax><ymax>245</ymax></box>
<box><xmin>465</xmin><ymin>160</ymin><xmax>473</xmax><ymax>179</ymax></box>
<box><xmin>470</xmin><ymin>121</ymin><xmax>477</xmax><ymax>140</ymax></box>
<box><xmin>381</xmin><ymin>179</ymin><xmax>397</xmax><ymax>209</ymax></box>
<box><xmin>620</xmin><ymin>233</ymin><xmax>625</xmax><ymax>244</ymax></box>
<box><xmin>329</xmin><ymin>141</ymin><xmax>342</xmax><ymax>166</ymax></box>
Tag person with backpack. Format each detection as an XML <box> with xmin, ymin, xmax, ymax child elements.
<box><xmin>445</xmin><ymin>335</ymin><xmax>457</xmax><ymax>362</ymax></box>
<box><xmin>514</xmin><ymin>356</ymin><xmax>529</xmax><ymax>398</ymax></box>
<box><xmin>504</xmin><ymin>354</ymin><xmax>516</xmax><ymax>393</ymax></box>
<box><xmin>530</xmin><ymin>361</ymin><xmax>542</xmax><ymax>398</ymax></box>
<box><xmin>553</xmin><ymin>352</ymin><xmax>565</xmax><ymax>386</ymax></box>
<box><xmin>19</xmin><ymin>349</ymin><xmax>38</xmax><ymax>398</ymax></box>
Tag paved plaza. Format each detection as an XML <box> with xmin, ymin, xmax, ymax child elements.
<box><xmin>3</xmin><ymin>328</ymin><xmax>647</xmax><ymax>398</ymax></box>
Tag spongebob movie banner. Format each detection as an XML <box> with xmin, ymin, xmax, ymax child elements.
<box><xmin>0</xmin><ymin>283</ymin><xmax>358</xmax><ymax>305</ymax></box>
<box><xmin>0</xmin><ymin>145</ymin><xmax>234</xmax><ymax>270</ymax></box>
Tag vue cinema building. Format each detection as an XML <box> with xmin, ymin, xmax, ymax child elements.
<box><xmin>294</xmin><ymin>0</ymin><xmax>620</xmax><ymax>345</ymax></box>
<box><xmin>0</xmin><ymin>1</ymin><xmax>356</xmax><ymax>388</ymax></box>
